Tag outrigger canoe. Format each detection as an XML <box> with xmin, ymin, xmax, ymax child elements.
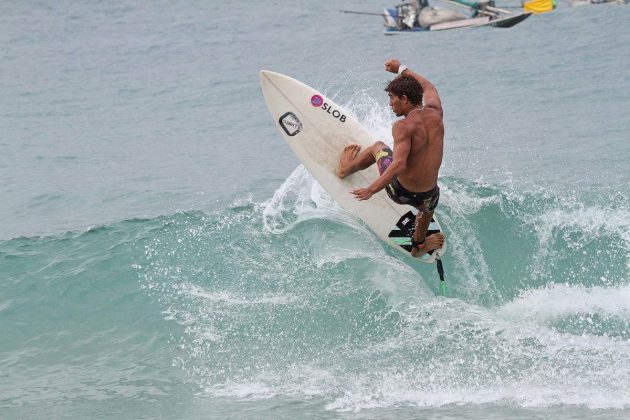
<box><xmin>384</xmin><ymin>11</ymin><xmax>531</xmax><ymax>33</ymax></box>
<box><xmin>382</xmin><ymin>0</ymin><xmax>532</xmax><ymax>33</ymax></box>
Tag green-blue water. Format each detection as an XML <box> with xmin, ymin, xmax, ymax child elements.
<box><xmin>1</xmin><ymin>1</ymin><xmax>629</xmax><ymax>418</ymax></box>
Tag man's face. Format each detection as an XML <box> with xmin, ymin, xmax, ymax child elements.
<box><xmin>388</xmin><ymin>92</ymin><xmax>406</xmax><ymax>117</ymax></box>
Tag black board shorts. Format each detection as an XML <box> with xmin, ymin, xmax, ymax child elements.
<box><xmin>376</xmin><ymin>147</ymin><xmax>440</xmax><ymax>212</ymax></box>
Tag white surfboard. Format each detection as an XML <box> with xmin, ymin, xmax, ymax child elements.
<box><xmin>260</xmin><ymin>70</ymin><xmax>445</xmax><ymax>263</ymax></box>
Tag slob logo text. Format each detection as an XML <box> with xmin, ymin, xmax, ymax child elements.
<box><xmin>321</xmin><ymin>102</ymin><xmax>346</xmax><ymax>123</ymax></box>
<box><xmin>311</xmin><ymin>94</ymin><xmax>346</xmax><ymax>123</ymax></box>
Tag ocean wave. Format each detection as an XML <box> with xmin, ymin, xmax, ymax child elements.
<box><xmin>2</xmin><ymin>175</ymin><xmax>629</xmax><ymax>412</ymax></box>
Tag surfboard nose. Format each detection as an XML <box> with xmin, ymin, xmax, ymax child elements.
<box><xmin>260</xmin><ymin>70</ymin><xmax>277</xmax><ymax>87</ymax></box>
<box><xmin>260</xmin><ymin>70</ymin><xmax>283</xmax><ymax>83</ymax></box>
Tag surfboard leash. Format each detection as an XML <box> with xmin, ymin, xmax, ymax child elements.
<box><xmin>436</xmin><ymin>255</ymin><xmax>448</xmax><ymax>297</ymax></box>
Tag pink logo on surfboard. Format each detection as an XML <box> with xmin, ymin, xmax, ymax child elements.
<box><xmin>311</xmin><ymin>94</ymin><xmax>323</xmax><ymax>107</ymax></box>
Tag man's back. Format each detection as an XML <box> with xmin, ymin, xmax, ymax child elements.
<box><xmin>399</xmin><ymin>108</ymin><xmax>444</xmax><ymax>192</ymax></box>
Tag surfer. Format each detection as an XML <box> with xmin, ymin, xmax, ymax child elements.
<box><xmin>337</xmin><ymin>59</ymin><xmax>445</xmax><ymax>258</ymax></box>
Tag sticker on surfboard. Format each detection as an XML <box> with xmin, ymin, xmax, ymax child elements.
<box><xmin>278</xmin><ymin>112</ymin><xmax>302</xmax><ymax>137</ymax></box>
<box><xmin>387</xmin><ymin>211</ymin><xmax>442</xmax><ymax>260</ymax></box>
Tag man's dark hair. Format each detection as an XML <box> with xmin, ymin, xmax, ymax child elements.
<box><xmin>385</xmin><ymin>75</ymin><xmax>424</xmax><ymax>105</ymax></box>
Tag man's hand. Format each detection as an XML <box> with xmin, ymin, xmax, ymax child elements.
<box><xmin>384</xmin><ymin>59</ymin><xmax>402</xmax><ymax>74</ymax></box>
<box><xmin>351</xmin><ymin>187</ymin><xmax>374</xmax><ymax>201</ymax></box>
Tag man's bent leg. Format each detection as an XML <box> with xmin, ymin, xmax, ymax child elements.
<box><xmin>410</xmin><ymin>211</ymin><xmax>445</xmax><ymax>258</ymax></box>
<box><xmin>337</xmin><ymin>141</ymin><xmax>388</xmax><ymax>179</ymax></box>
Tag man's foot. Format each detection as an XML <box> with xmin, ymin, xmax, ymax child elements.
<box><xmin>411</xmin><ymin>233</ymin><xmax>445</xmax><ymax>258</ymax></box>
<box><xmin>337</xmin><ymin>144</ymin><xmax>361</xmax><ymax>178</ymax></box>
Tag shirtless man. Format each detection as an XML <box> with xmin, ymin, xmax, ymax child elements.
<box><xmin>337</xmin><ymin>59</ymin><xmax>445</xmax><ymax>258</ymax></box>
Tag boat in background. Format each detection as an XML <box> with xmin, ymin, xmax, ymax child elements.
<box><xmin>383</xmin><ymin>0</ymin><xmax>532</xmax><ymax>33</ymax></box>
<box><xmin>569</xmin><ymin>0</ymin><xmax>627</xmax><ymax>6</ymax></box>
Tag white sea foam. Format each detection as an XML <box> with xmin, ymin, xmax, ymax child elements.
<box><xmin>262</xmin><ymin>165</ymin><xmax>358</xmax><ymax>235</ymax></box>
<box><xmin>327</xmin><ymin>382</ymin><xmax>630</xmax><ymax>412</ymax></box>
<box><xmin>434</xmin><ymin>189</ymin><xmax>499</xmax><ymax>303</ymax></box>
<box><xmin>228</xmin><ymin>193</ymin><xmax>255</xmax><ymax>209</ymax></box>
<box><xmin>440</xmin><ymin>182</ymin><xmax>502</xmax><ymax>215</ymax></box>
<box><xmin>341</xmin><ymin>90</ymin><xmax>394</xmax><ymax>143</ymax></box>
<box><xmin>174</xmin><ymin>282</ymin><xmax>300</xmax><ymax>307</ymax></box>
<box><xmin>195</xmin><ymin>286</ymin><xmax>630</xmax><ymax>412</ymax></box>
<box><xmin>529</xmin><ymin>204</ymin><xmax>630</xmax><ymax>281</ymax></box>
<box><xmin>208</xmin><ymin>365</ymin><xmax>335</xmax><ymax>400</ymax></box>
<box><xmin>324</xmin><ymin>296</ymin><xmax>630</xmax><ymax>412</ymax></box>
<box><xmin>496</xmin><ymin>283</ymin><xmax>630</xmax><ymax>324</ymax></box>
<box><xmin>533</xmin><ymin>205</ymin><xmax>630</xmax><ymax>246</ymax></box>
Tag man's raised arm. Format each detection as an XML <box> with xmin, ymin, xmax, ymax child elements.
<box><xmin>384</xmin><ymin>59</ymin><xmax>442</xmax><ymax>115</ymax></box>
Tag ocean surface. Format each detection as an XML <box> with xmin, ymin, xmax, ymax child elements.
<box><xmin>1</xmin><ymin>1</ymin><xmax>629</xmax><ymax>418</ymax></box>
